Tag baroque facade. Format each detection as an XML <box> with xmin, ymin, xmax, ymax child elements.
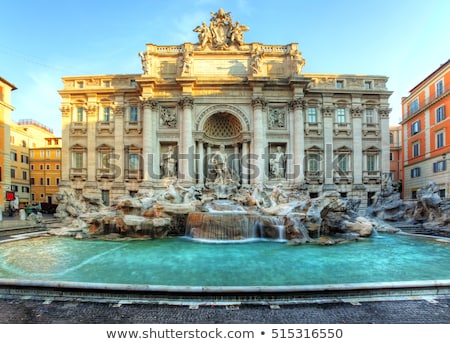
<box><xmin>59</xmin><ymin>9</ymin><xmax>392</xmax><ymax>209</ymax></box>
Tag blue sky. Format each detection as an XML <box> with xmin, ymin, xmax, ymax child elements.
<box><xmin>1</xmin><ymin>0</ymin><xmax>449</xmax><ymax>136</ymax></box>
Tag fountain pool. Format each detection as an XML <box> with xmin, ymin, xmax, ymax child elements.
<box><xmin>0</xmin><ymin>233</ymin><xmax>449</xmax><ymax>287</ymax></box>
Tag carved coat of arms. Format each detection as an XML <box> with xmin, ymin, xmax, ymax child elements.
<box><xmin>193</xmin><ymin>8</ymin><xmax>249</xmax><ymax>50</ymax></box>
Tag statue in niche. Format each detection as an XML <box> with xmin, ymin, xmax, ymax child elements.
<box><xmin>269</xmin><ymin>108</ymin><xmax>286</xmax><ymax>129</ymax></box>
<box><xmin>161</xmin><ymin>145</ymin><xmax>177</xmax><ymax>178</ymax></box>
<box><xmin>160</xmin><ymin>107</ymin><xmax>177</xmax><ymax>128</ymax></box>
<box><xmin>250</xmin><ymin>46</ymin><xmax>264</xmax><ymax>74</ymax></box>
<box><xmin>138</xmin><ymin>51</ymin><xmax>151</xmax><ymax>75</ymax></box>
<box><xmin>211</xmin><ymin>144</ymin><xmax>229</xmax><ymax>184</ymax></box>
<box><xmin>179</xmin><ymin>50</ymin><xmax>193</xmax><ymax>75</ymax></box>
<box><xmin>270</xmin><ymin>145</ymin><xmax>286</xmax><ymax>179</ymax></box>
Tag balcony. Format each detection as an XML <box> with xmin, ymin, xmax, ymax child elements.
<box><xmin>125</xmin><ymin>121</ymin><xmax>142</xmax><ymax>134</ymax></box>
<box><xmin>363</xmin><ymin>170</ymin><xmax>381</xmax><ymax>184</ymax></box>
<box><xmin>96</xmin><ymin>168</ymin><xmax>115</xmax><ymax>181</ymax></box>
<box><xmin>304</xmin><ymin>122</ymin><xmax>323</xmax><ymax>136</ymax></box>
<box><xmin>70</xmin><ymin>168</ymin><xmax>87</xmax><ymax>181</ymax></box>
<box><xmin>97</xmin><ymin>121</ymin><xmax>114</xmax><ymax>134</ymax></box>
<box><xmin>333</xmin><ymin>122</ymin><xmax>351</xmax><ymax>136</ymax></box>
<box><xmin>70</xmin><ymin>122</ymin><xmax>87</xmax><ymax>134</ymax></box>
<box><xmin>305</xmin><ymin>170</ymin><xmax>323</xmax><ymax>184</ymax></box>
<box><xmin>362</xmin><ymin>122</ymin><xmax>380</xmax><ymax>136</ymax></box>
<box><xmin>125</xmin><ymin>169</ymin><xmax>143</xmax><ymax>182</ymax></box>
<box><xmin>333</xmin><ymin>171</ymin><xmax>353</xmax><ymax>184</ymax></box>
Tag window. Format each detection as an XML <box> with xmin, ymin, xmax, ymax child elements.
<box><xmin>0</xmin><ymin>166</ymin><xmax>2</xmax><ymax>181</ymax></box>
<box><xmin>389</xmin><ymin>152</ymin><xmax>393</xmax><ymax>161</ymax></box>
<box><xmin>436</xmin><ymin>131</ymin><xmax>445</xmax><ymax>149</ymax></box>
<box><xmin>56</xmin><ymin>178</ymin><xmax>60</xmax><ymax>185</ymax></box>
<box><xmin>30</xmin><ymin>151</ymin><xmax>34</xmax><ymax>158</ymax></box>
<box><xmin>411</xmin><ymin>167</ymin><xmax>421</xmax><ymax>178</ymax></box>
<box><xmin>76</xmin><ymin>81</ymin><xmax>84</xmax><ymax>88</ymax></box>
<box><xmin>30</xmin><ymin>178</ymin><xmax>35</xmax><ymax>185</ymax></box>
<box><xmin>307</xmin><ymin>154</ymin><xmax>320</xmax><ymax>171</ymax></box>
<box><xmin>40</xmin><ymin>178</ymin><xmax>44</xmax><ymax>185</ymax></box>
<box><xmin>22</xmin><ymin>170</ymin><xmax>27</xmax><ymax>180</ymax></box>
<box><xmin>129</xmin><ymin>154</ymin><xmax>139</xmax><ymax>170</ymax></box>
<box><xmin>46</xmin><ymin>164</ymin><xmax>50</xmax><ymax>170</ymax></box>
<box><xmin>364</xmin><ymin>81</ymin><xmax>372</xmax><ymax>89</ymax></box>
<box><xmin>40</xmin><ymin>164</ymin><xmax>44</xmax><ymax>170</ymax></box>
<box><xmin>336</xmin><ymin>108</ymin><xmax>346</xmax><ymax>123</ymax></box>
<box><xmin>410</xmin><ymin>98</ymin><xmax>419</xmax><ymax>113</ymax></box>
<box><xmin>307</xmin><ymin>107</ymin><xmax>317</xmax><ymax>123</ymax></box>
<box><xmin>412</xmin><ymin>141</ymin><xmax>420</xmax><ymax>157</ymax></box>
<box><xmin>46</xmin><ymin>150</ymin><xmax>50</xmax><ymax>157</ymax></box>
<box><xmin>22</xmin><ymin>186</ymin><xmax>29</xmax><ymax>193</ymax></box>
<box><xmin>436</xmin><ymin>79</ymin><xmax>444</xmax><ymax>97</ymax></box>
<box><xmin>412</xmin><ymin>190</ymin><xmax>418</xmax><ymax>199</ymax></box>
<box><xmin>103</xmin><ymin>107</ymin><xmax>111</xmax><ymax>121</ymax></box>
<box><xmin>47</xmin><ymin>178</ymin><xmax>51</xmax><ymax>185</ymax></box>
<box><xmin>337</xmin><ymin>154</ymin><xmax>348</xmax><ymax>171</ymax></box>
<box><xmin>56</xmin><ymin>150</ymin><xmax>60</xmax><ymax>158</ymax></box>
<box><xmin>10</xmin><ymin>151</ymin><xmax>17</xmax><ymax>161</ymax></box>
<box><xmin>21</xmin><ymin>155</ymin><xmax>29</xmax><ymax>164</ymax></box>
<box><xmin>389</xmin><ymin>133</ymin><xmax>393</xmax><ymax>144</ymax></box>
<box><xmin>130</xmin><ymin>106</ymin><xmax>139</xmax><ymax>122</ymax></box>
<box><xmin>103</xmin><ymin>80</ymin><xmax>111</xmax><ymax>87</ymax></box>
<box><xmin>40</xmin><ymin>150</ymin><xmax>44</xmax><ymax>157</ymax></box>
<box><xmin>367</xmin><ymin>155</ymin><xmax>377</xmax><ymax>171</ymax></box>
<box><xmin>436</xmin><ymin>106</ymin><xmax>445</xmax><ymax>122</ymax></box>
<box><xmin>10</xmin><ymin>168</ymin><xmax>16</xmax><ymax>178</ymax></box>
<box><xmin>433</xmin><ymin>160</ymin><xmax>446</xmax><ymax>172</ymax></box>
<box><xmin>365</xmin><ymin>109</ymin><xmax>375</xmax><ymax>123</ymax></box>
<box><xmin>73</xmin><ymin>152</ymin><xmax>84</xmax><ymax>168</ymax></box>
<box><xmin>336</xmin><ymin>80</ymin><xmax>344</xmax><ymax>89</ymax></box>
<box><xmin>76</xmin><ymin>107</ymin><xmax>84</xmax><ymax>122</ymax></box>
<box><xmin>56</xmin><ymin>164</ymin><xmax>60</xmax><ymax>170</ymax></box>
<box><xmin>130</xmin><ymin>79</ymin><xmax>137</xmax><ymax>87</ymax></box>
<box><xmin>411</xmin><ymin>120</ymin><xmax>420</xmax><ymax>135</ymax></box>
<box><xmin>99</xmin><ymin>152</ymin><xmax>111</xmax><ymax>169</ymax></box>
<box><xmin>101</xmin><ymin>190</ymin><xmax>110</xmax><ymax>206</ymax></box>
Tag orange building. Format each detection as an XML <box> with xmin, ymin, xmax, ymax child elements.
<box><xmin>29</xmin><ymin>137</ymin><xmax>62</xmax><ymax>206</ymax></box>
<box><xmin>0</xmin><ymin>77</ymin><xmax>17</xmax><ymax>212</ymax></box>
<box><xmin>401</xmin><ymin>59</ymin><xmax>450</xmax><ymax>199</ymax></box>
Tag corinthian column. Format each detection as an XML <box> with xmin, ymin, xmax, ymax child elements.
<box><xmin>142</xmin><ymin>98</ymin><xmax>156</xmax><ymax>181</ymax></box>
<box><xmin>60</xmin><ymin>105</ymin><xmax>71</xmax><ymax>183</ymax></box>
<box><xmin>251</xmin><ymin>97</ymin><xmax>266</xmax><ymax>184</ymax></box>
<box><xmin>289</xmin><ymin>98</ymin><xmax>305</xmax><ymax>184</ymax></box>
<box><xmin>86</xmin><ymin>104</ymin><xmax>97</xmax><ymax>184</ymax></box>
<box><xmin>178</xmin><ymin>96</ymin><xmax>194</xmax><ymax>184</ymax></box>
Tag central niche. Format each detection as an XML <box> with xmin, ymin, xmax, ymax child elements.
<box><xmin>203</xmin><ymin>112</ymin><xmax>242</xmax><ymax>140</ymax></box>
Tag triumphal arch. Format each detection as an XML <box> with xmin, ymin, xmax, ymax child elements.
<box><xmin>59</xmin><ymin>8</ymin><xmax>392</xmax><ymax>210</ymax></box>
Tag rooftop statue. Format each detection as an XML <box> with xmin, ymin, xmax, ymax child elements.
<box><xmin>193</xmin><ymin>8</ymin><xmax>249</xmax><ymax>50</ymax></box>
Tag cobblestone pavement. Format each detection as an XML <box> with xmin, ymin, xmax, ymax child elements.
<box><xmin>0</xmin><ymin>297</ymin><xmax>449</xmax><ymax>324</ymax></box>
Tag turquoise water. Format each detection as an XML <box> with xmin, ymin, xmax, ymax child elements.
<box><xmin>0</xmin><ymin>234</ymin><xmax>449</xmax><ymax>286</ymax></box>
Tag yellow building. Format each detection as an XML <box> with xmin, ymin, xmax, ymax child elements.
<box><xmin>29</xmin><ymin>137</ymin><xmax>62</xmax><ymax>207</ymax></box>
<box><xmin>9</xmin><ymin>120</ymin><xmax>57</xmax><ymax>208</ymax></box>
<box><xmin>0</xmin><ymin>77</ymin><xmax>17</xmax><ymax>212</ymax></box>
